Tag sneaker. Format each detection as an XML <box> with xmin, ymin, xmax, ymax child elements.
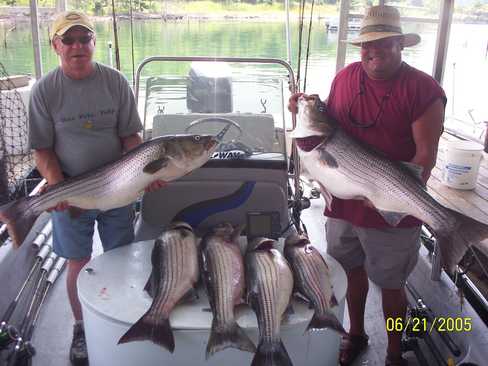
<box><xmin>69</xmin><ymin>323</ymin><xmax>88</xmax><ymax>366</ymax></box>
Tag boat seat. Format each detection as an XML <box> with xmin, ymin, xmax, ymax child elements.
<box><xmin>134</xmin><ymin>165</ymin><xmax>288</xmax><ymax>241</ymax></box>
<box><xmin>152</xmin><ymin>113</ymin><xmax>276</xmax><ymax>152</ymax></box>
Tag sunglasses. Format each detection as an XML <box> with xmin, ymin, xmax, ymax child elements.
<box><xmin>60</xmin><ymin>34</ymin><xmax>93</xmax><ymax>46</ymax></box>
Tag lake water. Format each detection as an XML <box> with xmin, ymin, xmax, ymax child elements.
<box><xmin>1</xmin><ymin>19</ymin><xmax>487</xmax><ymax>135</ymax></box>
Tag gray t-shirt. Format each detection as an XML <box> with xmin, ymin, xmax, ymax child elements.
<box><xmin>28</xmin><ymin>62</ymin><xmax>143</xmax><ymax>177</ymax></box>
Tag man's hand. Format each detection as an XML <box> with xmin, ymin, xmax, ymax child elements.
<box><xmin>47</xmin><ymin>201</ymin><xmax>70</xmax><ymax>212</ymax></box>
<box><xmin>144</xmin><ymin>179</ymin><xmax>168</xmax><ymax>193</ymax></box>
<box><xmin>362</xmin><ymin>197</ymin><xmax>376</xmax><ymax>210</ymax></box>
<box><xmin>288</xmin><ymin>93</ymin><xmax>307</xmax><ymax>113</ymax></box>
<box><xmin>38</xmin><ymin>182</ymin><xmax>70</xmax><ymax>212</ymax></box>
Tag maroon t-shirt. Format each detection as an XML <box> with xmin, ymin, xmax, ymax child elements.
<box><xmin>320</xmin><ymin>61</ymin><xmax>446</xmax><ymax>228</ymax></box>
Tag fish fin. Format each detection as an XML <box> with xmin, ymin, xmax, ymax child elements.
<box><xmin>206</xmin><ymin>320</ymin><xmax>256</xmax><ymax>359</ymax></box>
<box><xmin>118</xmin><ymin>312</ymin><xmax>175</xmax><ymax>353</ymax></box>
<box><xmin>306</xmin><ymin>310</ymin><xmax>346</xmax><ymax>335</ymax></box>
<box><xmin>400</xmin><ymin>161</ymin><xmax>425</xmax><ymax>185</ymax></box>
<box><xmin>284</xmin><ymin>303</ymin><xmax>295</xmax><ymax>316</ymax></box>
<box><xmin>143</xmin><ymin>270</ymin><xmax>154</xmax><ymax>298</ymax></box>
<box><xmin>437</xmin><ymin>210</ymin><xmax>488</xmax><ymax>273</ymax></box>
<box><xmin>0</xmin><ymin>197</ymin><xmax>39</xmax><ymax>248</ymax></box>
<box><xmin>376</xmin><ymin>210</ymin><xmax>407</xmax><ymax>227</ymax></box>
<box><xmin>68</xmin><ymin>206</ymin><xmax>84</xmax><ymax>219</ymax></box>
<box><xmin>292</xmin><ymin>291</ymin><xmax>310</xmax><ymax>304</ymax></box>
<box><xmin>231</xmin><ymin>223</ymin><xmax>245</xmax><ymax>243</ymax></box>
<box><xmin>251</xmin><ymin>339</ymin><xmax>293</xmax><ymax>366</ymax></box>
<box><xmin>316</xmin><ymin>181</ymin><xmax>333</xmax><ymax>210</ymax></box>
<box><xmin>201</xmin><ymin>252</ymin><xmax>216</xmax><ymax>310</ymax></box>
<box><xmin>179</xmin><ymin>287</ymin><xmax>199</xmax><ymax>304</ymax></box>
<box><xmin>318</xmin><ymin>149</ymin><xmax>338</xmax><ymax>168</ymax></box>
<box><xmin>143</xmin><ymin>157</ymin><xmax>169</xmax><ymax>174</ymax></box>
<box><xmin>330</xmin><ymin>294</ymin><xmax>339</xmax><ymax>308</ymax></box>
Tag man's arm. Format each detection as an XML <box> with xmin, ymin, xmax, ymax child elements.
<box><xmin>33</xmin><ymin>148</ymin><xmax>64</xmax><ymax>185</ymax></box>
<box><xmin>34</xmin><ymin>148</ymin><xmax>70</xmax><ymax>210</ymax></box>
<box><xmin>410</xmin><ymin>98</ymin><xmax>445</xmax><ymax>184</ymax></box>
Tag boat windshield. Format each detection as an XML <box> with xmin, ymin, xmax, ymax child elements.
<box><xmin>138</xmin><ymin>59</ymin><xmax>293</xmax><ymax>161</ymax></box>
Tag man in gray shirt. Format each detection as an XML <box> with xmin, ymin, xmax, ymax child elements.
<box><xmin>28</xmin><ymin>11</ymin><xmax>165</xmax><ymax>365</ymax></box>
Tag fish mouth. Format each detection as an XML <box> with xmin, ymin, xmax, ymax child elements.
<box><xmin>285</xmin><ymin>233</ymin><xmax>310</xmax><ymax>247</ymax></box>
<box><xmin>206</xmin><ymin>138</ymin><xmax>219</xmax><ymax>152</ymax></box>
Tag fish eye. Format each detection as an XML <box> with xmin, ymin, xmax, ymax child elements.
<box><xmin>194</xmin><ymin>135</ymin><xmax>201</xmax><ymax>141</ymax></box>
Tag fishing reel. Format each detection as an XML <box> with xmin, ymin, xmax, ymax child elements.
<box><xmin>9</xmin><ymin>338</ymin><xmax>36</xmax><ymax>359</ymax></box>
<box><xmin>0</xmin><ymin>323</ymin><xmax>19</xmax><ymax>350</ymax></box>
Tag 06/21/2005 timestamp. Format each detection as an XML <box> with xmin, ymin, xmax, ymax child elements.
<box><xmin>386</xmin><ymin>317</ymin><xmax>472</xmax><ymax>333</ymax></box>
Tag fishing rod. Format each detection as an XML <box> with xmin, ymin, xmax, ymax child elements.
<box><xmin>295</xmin><ymin>0</ymin><xmax>306</xmax><ymax>91</ymax></box>
<box><xmin>6</xmin><ymin>257</ymin><xmax>66</xmax><ymax>366</ymax></box>
<box><xmin>406</xmin><ymin>282</ymin><xmax>461</xmax><ymax>357</ymax></box>
<box><xmin>0</xmin><ymin>243</ymin><xmax>52</xmax><ymax>350</ymax></box>
<box><xmin>111</xmin><ymin>0</ymin><xmax>121</xmax><ymax>71</ymax></box>
<box><xmin>17</xmin><ymin>250</ymin><xmax>57</xmax><ymax>339</ymax></box>
<box><xmin>31</xmin><ymin>220</ymin><xmax>52</xmax><ymax>249</ymax></box>
<box><xmin>129</xmin><ymin>0</ymin><xmax>136</xmax><ymax>88</ymax></box>
<box><xmin>302</xmin><ymin>0</ymin><xmax>315</xmax><ymax>93</ymax></box>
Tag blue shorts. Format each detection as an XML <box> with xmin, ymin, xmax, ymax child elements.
<box><xmin>51</xmin><ymin>205</ymin><xmax>135</xmax><ymax>259</ymax></box>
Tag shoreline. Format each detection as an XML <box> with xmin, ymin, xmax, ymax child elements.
<box><xmin>0</xmin><ymin>7</ymin><xmax>487</xmax><ymax>25</ymax></box>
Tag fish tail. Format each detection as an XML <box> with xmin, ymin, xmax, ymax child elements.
<box><xmin>118</xmin><ymin>312</ymin><xmax>175</xmax><ymax>353</ymax></box>
<box><xmin>0</xmin><ymin>197</ymin><xmax>39</xmax><ymax>248</ymax></box>
<box><xmin>306</xmin><ymin>309</ymin><xmax>346</xmax><ymax>335</ymax></box>
<box><xmin>438</xmin><ymin>211</ymin><xmax>488</xmax><ymax>273</ymax></box>
<box><xmin>205</xmin><ymin>319</ymin><xmax>256</xmax><ymax>359</ymax></box>
<box><xmin>251</xmin><ymin>339</ymin><xmax>293</xmax><ymax>366</ymax></box>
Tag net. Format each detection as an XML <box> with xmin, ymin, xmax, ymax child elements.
<box><xmin>0</xmin><ymin>63</ymin><xmax>34</xmax><ymax>205</ymax></box>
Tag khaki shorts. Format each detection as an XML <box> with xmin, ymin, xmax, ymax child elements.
<box><xmin>326</xmin><ymin>218</ymin><xmax>421</xmax><ymax>289</ymax></box>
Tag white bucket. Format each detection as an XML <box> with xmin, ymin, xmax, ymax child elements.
<box><xmin>442</xmin><ymin>140</ymin><xmax>484</xmax><ymax>190</ymax></box>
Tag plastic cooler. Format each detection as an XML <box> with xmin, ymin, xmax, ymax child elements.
<box><xmin>78</xmin><ymin>240</ymin><xmax>347</xmax><ymax>366</ymax></box>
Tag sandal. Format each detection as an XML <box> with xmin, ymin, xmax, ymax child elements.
<box><xmin>339</xmin><ymin>333</ymin><xmax>369</xmax><ymax>365</ymax></box>
<box><xmin>385</xmin><ymin>354</ymin><xmax>408</xmax><ymax>366</ymax></box>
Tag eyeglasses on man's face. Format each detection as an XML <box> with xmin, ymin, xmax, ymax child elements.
<box><xmin>59</xmin><ymin>34</ymin><xmax>94</xmax><ymax>46</ymax></box>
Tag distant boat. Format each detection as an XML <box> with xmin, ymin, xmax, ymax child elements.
<box><xmin>326</xmin><ymin>17</ymin><xmax>361</xmax><ymax>32</ymax></box>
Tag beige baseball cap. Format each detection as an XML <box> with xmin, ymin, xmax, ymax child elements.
<box><xmin>348</xmin><ymin>5</ymin><xmax>420</xmax><ymax>47</ymax></box>
<box><xmin>51</xmin><ymin>11</ymin><xmax>95</xmax><ymax>39</ymax></box>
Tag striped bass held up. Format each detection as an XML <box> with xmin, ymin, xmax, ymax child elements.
<box><xmin>118</xmin><ymin>222</ymin><xmax>200</xmax><ymax>352</ymax></box>
<box><xmin>284</xmin><ymin>233</ymin><xmax>346</xmax><ymax>335</ymax></box>
<box><xmin>245</xmin><ymin>237</ymin><xmax>294</xmax><ymax>366</ymax></box>
<box><xmin>0</xmin><ymin>134</ymin><xmax>219</xmax><ymax>248</ymax></box>
<box><xmin>200</xmin><ymin>222</ymin><xmax>256</xmax><ymax>359</ymax></box>
<box><xmin>291</xmin><ymin>95</ymin><xmax>488</xmax><ymax>273</ymax></box>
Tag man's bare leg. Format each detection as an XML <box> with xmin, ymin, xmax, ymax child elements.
<box><xmin>382</xmin><ymin>287</ymin><xmax>407</xmax><ymax>359</ymax></box>
<box><xmin>346</xmin><ymin>266</ymin><xmax>369</xmax><ymax>336</ymax></box>
<box><xmin>67</xmin><ymin>257</ymin><xmax>91</xmax><ymax>321</ymax></box>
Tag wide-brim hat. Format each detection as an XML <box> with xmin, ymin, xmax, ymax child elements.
<box><xmin>347</xmin><ymin>5</ymin><xmax>420</xmax><ymax>47</ymax></box>
<box><xmin>51</xmin><ymin>11</ymin><xmax>95</xmax><ymax>39</ymax></box>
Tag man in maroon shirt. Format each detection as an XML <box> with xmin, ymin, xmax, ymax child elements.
<box><xmin>289</xmin><ymin>5</ymin><xmax>445</xmax><ymax>366</ymax></box>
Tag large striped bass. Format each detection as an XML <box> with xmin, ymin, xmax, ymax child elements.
<box><xmin>246</xmin><ymin>237</ymin><xmax>294</xmax><ymax>366</ymax></box>
<box><xmin>291</xmin><ymin>95</ymin><xmax>488</xmax><ymax>272</ymax></box>
<box><xmin>201</xmin><ymin>222</ymin><xmax>256</xmax><ymax>359</ymax></box>
<box><xmin>118</xmin><ymin>222</ymin><xmax>200</xmax><ymax>352</ymax></box>
<box><xmin>0</xmin><ymin>134</ymin><xmax>218</xmax><ymax>248</ymax></box>
<box><xmin>284</xmin><ymin>233</ymin><xmax>345</xmax><ymax>335</ymax></box>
